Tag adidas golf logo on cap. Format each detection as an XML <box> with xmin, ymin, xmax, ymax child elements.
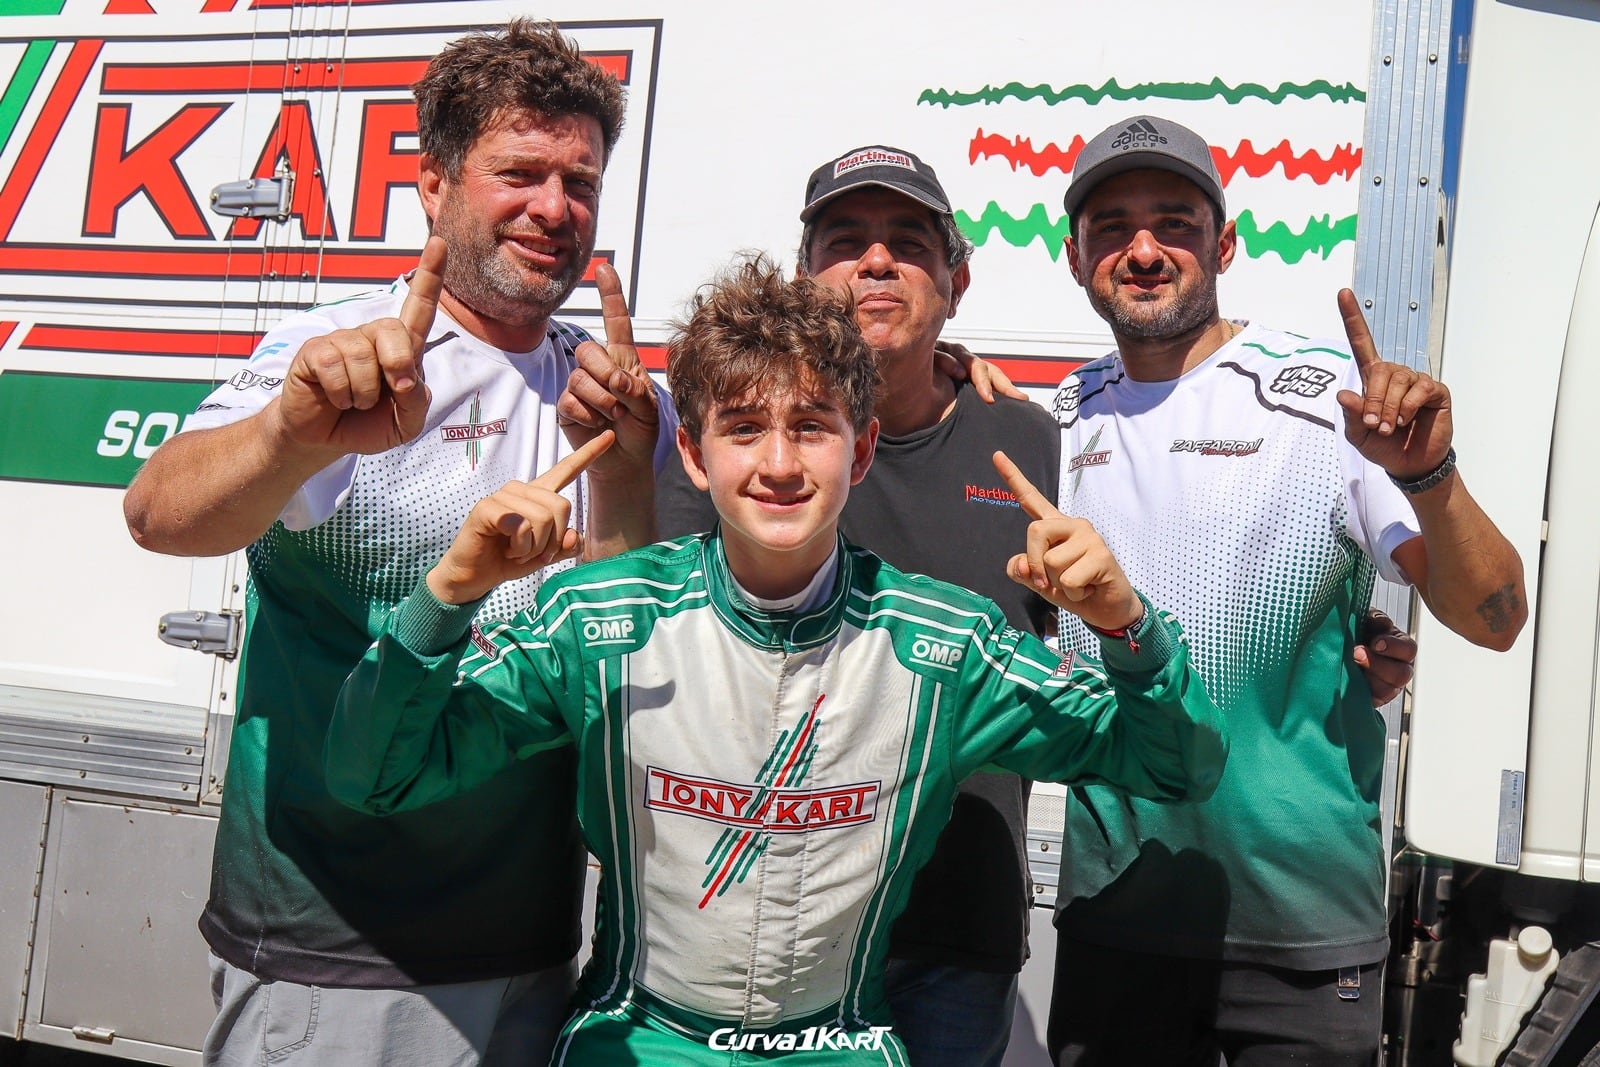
<box><xmin>1062</xmin><ymin>114</ymin><xmax>1225</xmax><ymax>218</ymax></box>
<box><xmin>1110</xmin><ymin>118</ymin><xmax>1169</xmax><ymax>151</ymax></box>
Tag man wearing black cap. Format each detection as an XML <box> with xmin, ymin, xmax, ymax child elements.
<box><xmin>1043</xmin><ymin>114</ymin><xmax>1526</xmax><ymax>1064</ymax></box>
<box><xmin>654</xmin><ymin>146</ymin><xmax>1059</xmax><ymax>1066</ymax></box>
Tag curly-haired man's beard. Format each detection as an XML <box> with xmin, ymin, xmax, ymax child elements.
<box><xmin>431</xmin><ymin>191</ymin><xmax>593</xmax><ymax>330</ymax></box>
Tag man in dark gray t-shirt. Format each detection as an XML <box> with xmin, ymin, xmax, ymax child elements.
<box><xmin>657</xmin><ymin>145</ymin><xmax>1057</xmax><ymax>1067</ymax></box>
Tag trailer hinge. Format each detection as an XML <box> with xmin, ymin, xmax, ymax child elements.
<box><xmin>158</xmin><ymin>609</ymin><xmax>242</xmax><ymax>659</ymax></box>
<box><xmin>209</xmin><ymin>158</ymin><xmax>294</xmax><ymax>221</ymax></box>
<box><xmin>71</xmin><ymin>1026</ymin><xmax>116</xmax><ymax>1044</ymax></box>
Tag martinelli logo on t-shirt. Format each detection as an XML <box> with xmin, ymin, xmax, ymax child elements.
<box><xmin>964</xmin><ymin>484</ymin><xmax>1020</xmax><ymax>508</ymax></box>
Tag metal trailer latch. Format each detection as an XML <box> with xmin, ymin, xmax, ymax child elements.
<box><xmin>209</xmin><ymin>158</ymin><xmax>294</xmax><ymax>220</ymax></box>
<box><xmin>71</xmin><ymin>1026</ymin><xmax>116</xmax><ymax>1044</ymax></box>
<box><xmin>158</xmin><ymin>609</ymin><xmax>242</xmax><ymax>659</ymax></box>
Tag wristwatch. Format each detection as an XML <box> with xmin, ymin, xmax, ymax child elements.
<box><xmin>1389</xmin><ymin>447</ymin><xmax>1457</xmax><ymax>495</ymax></box>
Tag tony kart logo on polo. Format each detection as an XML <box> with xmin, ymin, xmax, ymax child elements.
<box><xmin>646</xmin><ymin>768</ymin><xmax>880</xmax><ymax>833</ymax></box>
<box><xmin>1069</xmin><ymin>449</ymin><xmax>1111</xmax><ymax>473</ymax></box>
<box><xmin>440</xmin><ymin>419</ymin><xmax>507</xmax><ymax>442</ymax></box>
<box><xmin>708</xmin><ymin>1025</ymin><xmax>894</xmax><ymax>1053</ymax></box>
<box><xmin>1111</xmin><ymin>118</ymin><xmax>1168</xmax><ymax>151</ymax></box>
<box><xmin>1070</xmin><ymin>426</ymin><xmax>1108</xmax><ymax>491</ymax></box>
<box><xmin>833</xmin><ymin>148</ymin><xmax>915</xmax><ymax>176</ymax></box>
<box><xmin>1270</xmin><ymin>365</ymin><xmax>1338</xmax><ymax>398</ymax></box>
<box><xmin>441</xmin><ymin>392</ymin><xmax>507</xmax><ymax>469</ymax></box>
<box><xmin>909</xmin><ymin>634</ymin><xmax>965</xmax><ymax>671</ymax></box>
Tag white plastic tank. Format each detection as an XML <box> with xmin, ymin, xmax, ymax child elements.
<box><xmin>1452</xmin><ymin>926</ymin><xmax>1560</xmax><ymax>1066</ymax></box>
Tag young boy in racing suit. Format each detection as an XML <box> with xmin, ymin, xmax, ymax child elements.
<box><xmin>325</xmin><ymin>257</ymin><xmax>1229</xmax><ymax>1064</ymax></box>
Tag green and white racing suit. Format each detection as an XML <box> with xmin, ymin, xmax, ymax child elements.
<box><xmin>327</xmin><ymin>531</ymin><xmax>1227</xmax><ymax>1060</ymax></box>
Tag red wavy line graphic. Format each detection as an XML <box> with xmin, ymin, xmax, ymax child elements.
<box><xmin>971</xmin><ymin>131</ymin><xmax>1360</xmax><ymax>185</ymax></box>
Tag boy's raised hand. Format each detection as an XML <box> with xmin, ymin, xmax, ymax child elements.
<box><xmin>427</xmin><ymin>432</ymin><xmax>615</xmax><ymax>605</ymax></box>
<box><xmin>992</xmin><ymin>451</ymin><xmax>1142</xmax><ymax>632</ymax></box>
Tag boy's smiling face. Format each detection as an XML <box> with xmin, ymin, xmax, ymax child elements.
<box><xmin>678</xmin><ymin>381</ymin><xmax>877</xmax><ymax>600</ymax></box>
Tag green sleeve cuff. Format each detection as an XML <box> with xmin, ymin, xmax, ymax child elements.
<box><xmin>1097</xmin><ymin>591</ymin><xmax>1178</xmax><ymax>673</ymax></box>
<box><xmin>390</xmin><ymin>577</ymin><xmax>489</xmax><ymax>658</ymax></box>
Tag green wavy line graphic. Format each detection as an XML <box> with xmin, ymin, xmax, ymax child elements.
<box><xmin>920</xmin><ymin>77</ymin><xmax>1364</xmax><ymax>108</ymax></box>
<box><xmin>955</xmin><ymin>204</ymin><xmax>1358</xmax><ymax>263</ymax></box>
<box><xmin>955</xmin><ymin>202</ymin><xmax>1074</xmax><ymax>259</ymax></box>
<box><xmin>0</xmin><ymin>40</ymin><xmax>53</xmax><ymax>160</ymax></box>
<box><xmin>1234</xmin><ymin>209</ymin><xmax>1357</xmax><ymax>263</ymax></box>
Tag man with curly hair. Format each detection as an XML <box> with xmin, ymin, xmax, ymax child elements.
<box><xmin>124</xmin><ymin>20</ymin><xmax>670</xmax><ymax>1066</ymax></box>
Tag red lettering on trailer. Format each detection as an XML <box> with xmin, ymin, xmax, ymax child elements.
<box><xmin>85</xmin><ymin>103</ymin><xmax>229</xmax><ymax>240</ymax></box>
<box><xmin>351</xmin><ymin>101</ymin><xmax>420</xmax><ymax>241</ymax></box>
<box><xmin>231</xmin><ymin>102</ymin><xmax>334</xmax><ymax>240</ymax></box>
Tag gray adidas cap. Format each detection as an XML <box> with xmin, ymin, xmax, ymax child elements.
<box><xmin>800</xmin><ymin>145</ymin><xmax>952</xmax><ymax>223</ymax></box>
<box><xmin>1062</xmin><ymin>115</ymin><xmax>1225</xmax><ymax>220</ymax></box>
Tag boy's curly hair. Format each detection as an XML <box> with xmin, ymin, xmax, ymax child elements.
<box><xmin>668</xmin><ymin>256</ymin><xmax>880</xmax><ymax>442</ymax></box>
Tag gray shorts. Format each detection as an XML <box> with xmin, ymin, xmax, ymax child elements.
<box><xmin>204</xmin><ymin>952</ymin><xmax>578</xmax><ymax>1067</ymax></box>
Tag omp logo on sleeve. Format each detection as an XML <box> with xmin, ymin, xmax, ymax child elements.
<box><xmin>1269</xmin><ymin>365</ymin><xmax>1337</xmax><ymax>397</ymax></box>
<box><xmin>579</xmin><ymin>615</ymin><xmax>636</xmax><ymax>645</ymax></box>
<box><xmin>909</xmin><ymin>635</ymin><xmax>965</xmax><ymax>671</ymax></box>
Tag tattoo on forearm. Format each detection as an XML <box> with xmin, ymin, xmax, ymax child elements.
<box><xmin>1476</xmin><ymin>583</ymin><xmax>1523</xmax><ymax>633</ymax></box>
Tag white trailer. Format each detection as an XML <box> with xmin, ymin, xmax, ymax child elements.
<box><xmin>0</xmin><ymin>0</ymin><xmax>1589</xmax><ymax>1062</ymax></box>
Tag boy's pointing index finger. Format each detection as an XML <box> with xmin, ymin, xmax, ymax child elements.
<box><xmin>992</xmin><ymin>451</ymin><xmax>1061</xmax><ymax>521</ymax></box>
<box><xmin>534</xmin><ymin>430</ymin><xmax>616</xmax><ymax>493</ymax></box>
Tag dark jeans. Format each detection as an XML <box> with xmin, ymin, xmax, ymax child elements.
<box><xmin>1048</xmin><ymin>938</ymin><xmax>1382</xmax><ymax>1066</ymax></box>
<box><xmin>885</xmin><ymin>958</ymin><xmax>1018</xmax><ymax>1067</ymax></box>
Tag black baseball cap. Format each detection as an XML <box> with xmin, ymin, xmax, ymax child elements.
<box><xmin>1062</xmin><ymin>116</ymin><xmax>1225</xmax><ymax>219</ymax></box>
<box><xmin>800</xmin><ymin>146</ymin><xmax>953</xmax><ymax>222</ymax></box>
